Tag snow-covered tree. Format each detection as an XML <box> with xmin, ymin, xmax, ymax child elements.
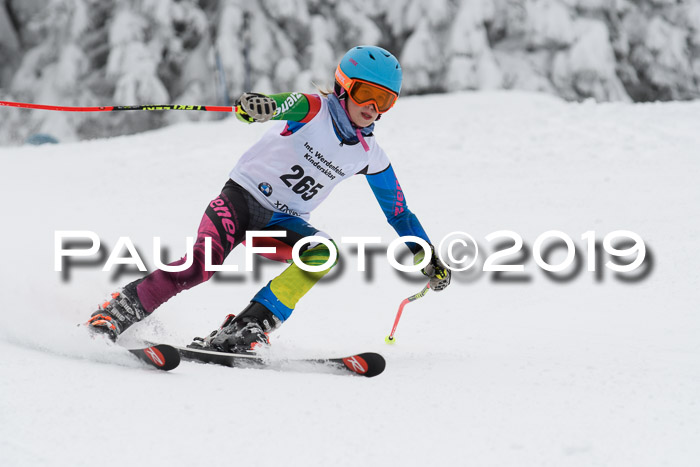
<box><xmin>1</xmin><ymin>0</ymin><xmax>699</xmax><ymax>146</ymax></box>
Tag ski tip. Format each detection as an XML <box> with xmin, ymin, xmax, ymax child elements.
<box><xmin>131</xmin><ymin>344</ymin><xmax>181</xmax><ymax>371</ymax></box>
<box><xmin>342</xmin><ymin>352</ymin><xmax>386</xmax><ymax>377</ymax></box>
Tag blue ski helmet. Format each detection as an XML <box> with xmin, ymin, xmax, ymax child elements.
<box><xmin>336</xmin><ymin>45</ymin><xmax>402</xmax><ymax>95</ymax></box>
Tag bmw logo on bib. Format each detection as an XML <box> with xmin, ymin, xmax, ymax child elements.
<box><xmin>258</xmin><ymin>182</ymin><xmax>273</xmax><ymax>197</ymax></box>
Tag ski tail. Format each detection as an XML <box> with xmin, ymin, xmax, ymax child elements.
<box><xmin>128</xmin><ymin>344</ymin><xmax>181</xmax><ymax>371</ymax></box>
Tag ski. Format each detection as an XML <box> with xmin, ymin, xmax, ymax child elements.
<box><xmin>126</xmin><ymin>344</ymin><xmax>181</xmax><ymax>371</ymax></box>
<box><xmin>173</xmin><ymin>345</ymin><xmax>386</xmax><ymax>377</ymax></box>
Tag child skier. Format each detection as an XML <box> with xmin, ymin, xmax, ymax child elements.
<box><xmin>86</xmin><ymin>45</ymin><xmax>451</xmax><ymax>353</ymax></box>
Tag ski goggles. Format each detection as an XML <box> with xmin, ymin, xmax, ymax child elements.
<box><xmin>335</xmin><ymin>66</ymin><xmax>398</xmax><ymax>113</ymax></box>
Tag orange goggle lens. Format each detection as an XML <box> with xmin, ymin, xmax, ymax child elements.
<box><xmin>347</xmin><ymin>80</ymin><xmax>398</xmax><ymax>113</ymax></box>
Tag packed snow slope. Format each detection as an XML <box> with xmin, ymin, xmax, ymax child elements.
<box><xmin>1</xmin><ymin>91</ymin><xmax>698</xmax><ymax>467</ymax></box>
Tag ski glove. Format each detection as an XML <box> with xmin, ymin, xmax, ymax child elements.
<box><xmin>415</xmin><ymin>245</ymin><xmax>451</xmax><ymax>292</ymax></box>
<box><xmin>234</xmin><ymin>92</ymin><xmax>278</xmax><ymax>123</ymax></box>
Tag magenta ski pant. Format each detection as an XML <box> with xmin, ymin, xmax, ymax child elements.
<box><xmin>132</xmin><ymin>179</ymin><xmax>322</xmax><ymax>314</ymax></box>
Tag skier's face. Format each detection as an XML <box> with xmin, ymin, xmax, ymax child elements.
<box><xmin>346</xmin><ymin>98</ymin><xmax>379</xmax><ymax>127</ymax></box>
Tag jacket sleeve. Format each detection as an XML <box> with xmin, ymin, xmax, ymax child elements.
<box><xmin>268</xmin><ymin>92</ymin><xmax>322</xmax><ymax>123</ymax></box>
<box><xmin>365</xmin><ymin>164</ymin><xmax>431</xmax><ymax>254</ymax></box>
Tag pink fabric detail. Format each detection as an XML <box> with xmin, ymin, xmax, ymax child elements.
<box><xmin>356</xmin><ymin>127</ymin><xmax>370</xmax><ymax>151</ymax></box>
<box><xmin>135</xmin><ymin>213</ymin><xmax>226</xmax><ymax>313</ymax></box>
<box><xmin>280</xmin><ymin>123</ymin><xmax>293</xmax><ymax>136</ymax></box>
<box><xmin>339</xmin><ymin>98</ymin><xmax>370</xmax><ymax>152</ymax></box>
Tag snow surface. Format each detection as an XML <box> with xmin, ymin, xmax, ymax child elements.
<box><xmin>1</xmin><ymin>91</ymin><xmax>699</xmax><ymax>466</ymax></box>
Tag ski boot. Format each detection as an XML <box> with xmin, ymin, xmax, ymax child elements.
<box><xmin>189</xmin><ymin>301</ymin><xmax>281</xmax><ymax>354</ymax></box>
<box><xmin>86</xmin><ymin>281</ymin><xmax>147</xmax><ymax>341</ymax></box>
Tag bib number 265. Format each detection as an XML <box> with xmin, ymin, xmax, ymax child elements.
<box><xmin>280</xmin><ymin>165</ymin><xmax>324</xmax><ymax>201</ymax></box>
